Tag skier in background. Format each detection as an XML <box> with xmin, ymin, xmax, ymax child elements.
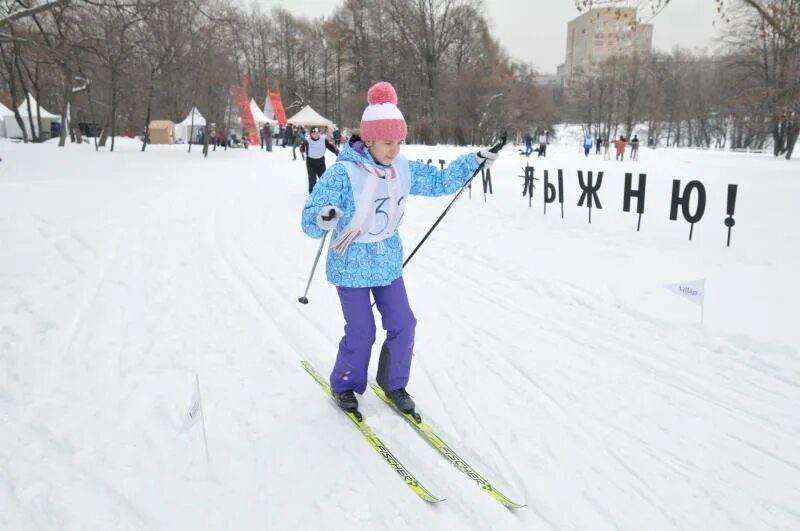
<box><xmin>301</xmin><ymin>81</ymin><xmax>500</xmax><ymax>416</ymax></box>
<box><xmin>583</xmin><ymin>132</ymin><xmax>593</xmax><ymax>157</ymax></box>
<box><xmin>301</xmin><ymin>126</ymin><xmax>339</xmax><ymax>193</ymax></box>
<box><xmin>284</xmin><ymin>124</ymin><xmax>294</xmax><ymax>149</ymax></box>
<box><xmin>291</xmin><ymin>126</ymin><xmax>304</xmax><ymax>161</ymax></box>
<box><xmin>630</xmin><ymin>135</ymin><xmax>640</xmax><ymax>161</ymax></box>
<box><xmin>537</xmin><ymin>130</ymin><xmax>547</xmax><ymax>157</ymax></box>
<box><xmin>614</xmin><ymin>135</ymin><xmax>627</xmax><ymax>161</ymax></box>
<box><xmin>265</xmin><ymin>123</ymin><xmax>273</xmax><ymax>152</ymax></box>
<box><xmin>332</xmin><ymin>127</ymin><xmax>342</xmax><ymax>148</ymax></box>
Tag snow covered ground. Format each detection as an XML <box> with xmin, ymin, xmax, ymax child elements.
<box><xmin>1</xmin><ymin>135</ymin><xmax>798</xmax><ymax>530</ymax></box>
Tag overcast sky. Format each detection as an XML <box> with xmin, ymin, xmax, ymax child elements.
<box><xmin>252</xmin><ymin>0</ymin><xmax>723</xmax><ymax>73</ymax></box>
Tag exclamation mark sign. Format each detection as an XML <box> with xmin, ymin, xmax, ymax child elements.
<box><xmin>725</xmin><ymin>184</ymin><xmax>738</xmax><ymax>247</ymax></box>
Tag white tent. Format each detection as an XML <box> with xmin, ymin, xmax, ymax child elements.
<box><xmin>17</xmin><ymin>94</ymin><xmax>59</xmax><ymax>119</ymax></box>
<box><xmin>3</xmin><ymin>93</ymin><xmax>60</xmax><ymax>139</ymax></box>
<box><xmin>0</xmin><ymin>101</ymin><xmax>13</xmax><ymax>138</ymax></box>
<box><xmin>263</xmin><ymin>97</ymin><xmax>275</xmax><ymax>122</ymax></box>
<box><xmin>286</xmin><ymin>105</ymin><xmax>334</xmax><ymax>128</ymax></box>
<box><xmin>249</xmin><ymin>98</ymin><xmax>274</xmax><ymax>126</ymax></box>
<box><xmin>174</xmin><ymin>107</ymin><xmax>206</xmax><ymax>143</ymax></box>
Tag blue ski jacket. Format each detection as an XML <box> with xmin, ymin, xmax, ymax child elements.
<box><xmin>301</xmin><ymin>141</ymin><xmax>480</xmax><ymax>288</ymax></box>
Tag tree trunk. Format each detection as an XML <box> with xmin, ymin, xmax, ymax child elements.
<box><xmin>426</xmin><ymin>61</ymin><xmax>440</xmax><ymax>143</ymax></box>
<box><xmin>16</xmin><ymin>61</ymin><xmax>37</xmax><ymax>141</ymax></box>
<box><xmin>188</xmin><ymin>85</ymin><xmax>198</xmax><ymax>153</ymax></box>
<box><xmin>336</xmin><ymin>51</ymin><xmax>342</xmax><ymax>125</ymax></box>
<box><xmin>98</xmin><ymin>123</ymin><xmax>109</xmax><ymax>147</ymax></box>
<box><xmin>223</xmin><ymin>91</ymin><xmax>231</xmax><ymax>151</ymax></box>
<box><xmin>203</xmin><ymin>122</ymin><xmax>210</xmax><ymax>158</ymax></box>
<box><xmin>142</xmin><ymin>69</ymin><xmax>156</xmax><ymax>152</ymax></box>
<box><xmin>83</xmin><ymin>78</ymin><xmax>101</xmax><ymax>151</ymax></box>
<box><xmin>773</xmin><ymin>118</ymin><xmax>785</xmax><ymax>156</ymax></box>
<box><xmin>59</xmin><ymin>77</ymin><xmax>71</xmax><ymax>147</ymax></box>
<box><xmin>110</xmin><ymin>82</ymin><xmax>117</xmax><ymax>152</ymax></box>
<box><xmin>785</xmin><ymin>116</ymin><xmax>798</xmax><ymax>160</ymax></box>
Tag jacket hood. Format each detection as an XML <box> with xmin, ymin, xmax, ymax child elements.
<box><xmin>336</xmin><ymin>138</ymin><xmax>380</xmax><ymax>166</ymax></box>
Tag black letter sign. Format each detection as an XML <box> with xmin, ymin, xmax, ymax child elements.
<box><xmin>670</xmin><ymin>180</ymin><xmax>707</xmax><ymax>240</ymax></box>
<box><xmin>577</xmin><ymin>171</ymin><xmax>603</xmax><ymax>223</ymax></box>
<box><xmin>623</xmin><ymin>172</ymin><xmax>647</xmax><ymax>231</ymax></box>
<box><xmin>544</xmin><ymin>169</ymin><xmax>565</xmax><ymax>218</ymax></box>
<box><xmin>725</xmin><ymin>184</ymin><xmax>738</xmax><ymax>247</ymax></box>
<box><xmin>522</xmin><ymin>165</ymin><xmax>536</xmax><ymax>208</ymax></box>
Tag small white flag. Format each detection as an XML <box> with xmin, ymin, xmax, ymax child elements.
<box><xmin>665</xmin><ymin>279</ymin><xmax>705</xmax><ymax>307</ymax></box>
<box><xmin>182</xmin><ymin>373</ymin><xmax>210</xmax><ymax>463</ymax></box>
<box><xmin>183</xmin><ymin>376</ymin><xmax>203</xmax><ymax>431</ymax></box>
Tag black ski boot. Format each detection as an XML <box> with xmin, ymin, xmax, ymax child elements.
<box><xmin>336</xmin><ymin>390</ymin><xmax>361</xmax><ymax>420</ymax></box>
<box><xmin>386</xmin><ymin>388</ymin><xmax>416</xmax><ymax>416</ymax></box>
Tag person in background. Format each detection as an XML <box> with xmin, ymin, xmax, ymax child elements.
<box><xmin>630</xmin><ymin>135</ymin><xmax>640</xmax><ymax>161</ymax></box>
<box><xmin>537</xmin><ymin>130</ymin><xmax>547</xmax><ymax>157</ymax></box>
<box><xmin>291</xmin><ymin>126</ymin><xmax>303</xmax><ymax>161</ymax></box>
<box><xmin>260</xmin><ymin>123</ymin><xmax>268</xmax><ymax>149</ymax></box>
<box><xmin>284</xmin><ymin>124</ymin><xmax>294</xmax><ymax>149</ymax></box>
<box><xmin>614</xmin><ymin>135</ymin><xmax>627</xmax><ymax>161</ymax></box>
<box><xmin>583</xmin><ymin>132</ymin><xmax>593</xmax><ymax>157</ymax></box>
<box><xmin>301</xmin><ymin>126</ymin><xmax>339</xmax><ymax>193</ymax></box>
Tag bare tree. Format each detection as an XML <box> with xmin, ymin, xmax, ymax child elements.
<box><xmin>0</xmin><ymin>26</ymin><xmax>30</xmax><ymax>141</ymax></box>
<box><xmin>383</xmin><ymin>0</ymin><xmax>480</xmax><ymax>143</ymax></box>
<box><xmin>721</xmin><ymin>0</ymin><xmax>799</xmax><ymax>158</ymax></box>
<box><xmin>1</xmin><ymin>0</ymin><xmax>558</xmax><ymax>149</ymax></box>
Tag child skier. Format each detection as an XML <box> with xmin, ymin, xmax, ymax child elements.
<box><xmin>301</xmin><ymin>81</ymin><xmax>499</xmax><ymax>416</ymax></box>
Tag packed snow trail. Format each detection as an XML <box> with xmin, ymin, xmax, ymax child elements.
<box><xmin>0</xmin><ymin>137</ymin><xmax>798</xmax><ymax>530</ymax></box>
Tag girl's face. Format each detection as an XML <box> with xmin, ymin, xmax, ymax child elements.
<box><xmin>366</xmin><ymin>140</ymin><xmax>402</xmax><ymax>165</ymax></box>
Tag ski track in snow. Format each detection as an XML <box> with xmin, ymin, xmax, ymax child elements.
<box><xmin>0</xmin><ymin>137</ymin><xmax>799</xmax><ymax>530</ymax></box>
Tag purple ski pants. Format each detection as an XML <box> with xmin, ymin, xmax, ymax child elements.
<box><xmin>330</xmin><ymin>277</ymin><xmax>416</xmax><ymax>394</ymax></box>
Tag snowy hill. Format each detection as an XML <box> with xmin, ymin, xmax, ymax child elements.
<box><xmin>1</xmin><ymin>137</ymin><xmax>798</xmax><ymax>530</ymax></box>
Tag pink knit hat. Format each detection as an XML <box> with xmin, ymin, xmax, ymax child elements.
<box><xmin>359</xmin><ymin>81</ymin><xmax>407</xmax><ymax>142</ymax></box>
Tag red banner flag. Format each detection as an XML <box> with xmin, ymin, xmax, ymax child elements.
<box><xmin>231</xmin><ymin>76</ymin><xmax>260</xmax><ymax>145</ymax></box>
<box><xmin>266</xmin><ymin>79</ymin><xmax>288</xmax><ymax>127</ymax></box>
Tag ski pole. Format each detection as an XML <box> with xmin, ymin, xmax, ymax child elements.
<box><xmin>402</xmin><ymin>133</ymin><xmax>506</xmax><ymax>269</ymax></box>
<box><xmin>298</xmin><ymin>209</ymin><xmax>337</xmax><ymax>305</ymax></box>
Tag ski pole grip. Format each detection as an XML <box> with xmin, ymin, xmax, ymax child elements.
<box><xmin>489</xmin><ymin>133</ymin><xmax>507</xmax><ymax>154</ymax></box>
<box><xmin>321</xmin><ymin>208</ymin><xmax>337</xmax><ymax>222</ymax></box>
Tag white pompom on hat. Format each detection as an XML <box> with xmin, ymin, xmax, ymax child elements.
<box><xmin>359</xmin><ymin>81</ymin><xmax>407</xmax><ymax>142</ymax></box>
